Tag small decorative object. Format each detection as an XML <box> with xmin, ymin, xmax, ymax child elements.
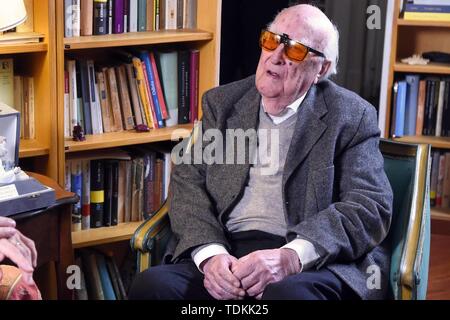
<box><xmin>135</xmin><ymin>124</ymin><xmax>151</xmax><ymax>132</ymax></box>
<box><xmin>72</xmin><ymin>123</ymin><xmax>86</xmax><ymax>141</ymax></box>
<box><xmin>401</xmin><ymin>54</ymin><xmax>430</xmax><ymax>65</ymax></box>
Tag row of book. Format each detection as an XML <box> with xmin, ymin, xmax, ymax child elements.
<box><xmin>430</xmin><ymin>150</ymin><xmax>450</xmax><ymax>208</ymax></box>
<box><xmin>390</xmin><ymin>75</ymin><xmax>450</xmax><ymax>138</ymax></box>
<box><xmin>75</xmin><ymin>250</ymin><xmax>134</xmax><ymax>300</ymax></box>
<box><xmin>64</xmin><ymin>49</ymin><xmax>199</xmax><ymax>137</ymax></box>
<box><xmin>403</xmin><ymin>0</ymin><xmax>450</xmax><ymax>22</ymax></box>
<box><xmin>64</xmin><ymin>0</ymin><xmax>197</xmax><ymax>37</ymax></box>
<box><xmin>66</xmin><ymin>148</ymin><xmax>171</xmax><ymax>231</ymax></box>
<box><xmin>0</xmin><ymin>58</ymin><xmax>35</xmax><ymax>139</ymax></box>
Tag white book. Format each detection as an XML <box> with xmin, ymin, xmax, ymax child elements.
<box><xmin>72</xmin><ymin>0</ymin><xmax>81</xmax><ymax>37</ymax></box>
<box><xmin>129</xmin><ymin>0</ymin><xmax>138</xmax><ymax>32</ymax></box>
<box><xmin>64</xmin><ymin>0</ymin><xmax>73</xmax><ymax>38</ymax></box>
<box><xmin>67</xmin><ymin>60</ymin><xmax>78</xmax><ymax>128</ymax></box>
<box><xmin>64</xmin><ymin>72</ymin><xmax>71</xmax><ymax>137</ymax></box>
<box><xmin>65</xmin><ymin>160</ymin><xmax>72</xmax><ymax>192</ymax></box>
<box><xmin>165</xmin><ymin>0</ymin><xmax>178</xmax><ymax>30</ymax></box>
<box><xmin>163</xmin><ymin>152</ymin><xmax>172</xmax><ymax>200</ymax></box>
<box><xmin>435</xmin><ymin>81</ymin><xmax>446</xmax><ymax>137</ymax></box>
<box><xmin>413</xmin><ymin>0</ymin><xmax>450</xmax><ymax>5</ymax></box>
<box><xmin>13</xmin><ymin>76</ymin><xmax>24</xmax><ymax>138</ymax></box>
<box><xmin>94</xmin><ymin>77</ymin><xmax>104</xmax><ymax>134</ymax></box>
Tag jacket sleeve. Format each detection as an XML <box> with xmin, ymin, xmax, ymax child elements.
<box><xmin>288</xmin><ymin>106</ymin><xmax>393</xmax><ymax>268</ymax></box>
<box><xmin>169</xmin><ymin>92</ymin><xmax>230</xmax><ymax>261</ymax></box>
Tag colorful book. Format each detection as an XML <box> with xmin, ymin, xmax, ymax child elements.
<box><xmin>394</xmin><ymin>81</ymin><xmax>407</xmax><ymax>137</ymax></box>
<box><xmin>113</xmin><ymin>0</ymin><xmax>125</xmax><ymax>33</ymax></box>
<box><xmin>94</xmin><ymin>0</ymin><xmax>108</xmax><ymax>35</ymax></box>
<box><xmin>90</xmin><ymin>160</ymin><xmax>105</xmax><ymax>228</ymax></box>
<box><xmin>157</xmin><ymin>51</ymin><xmax>178</xmax><ymax>127</ymax></box>
<box><xmin>71</xmin><ymin>160</ymin><xmax>83</xmax><ymax>232</ymax></box>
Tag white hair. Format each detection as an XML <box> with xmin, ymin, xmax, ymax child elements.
<box><xmin>321</xmin><ymin>23</ymin><xmax>339</xmax><ymax>80</ymax></box>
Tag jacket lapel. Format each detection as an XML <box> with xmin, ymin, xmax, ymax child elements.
<box><xmin>283</xmin><ymin>85</ymin><xmax>328</xmax><ymax>185</ymax></box>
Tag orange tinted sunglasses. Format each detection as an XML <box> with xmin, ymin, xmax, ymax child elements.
<box><xmin>259</xmin><ymin>29</ymin><xmax>326</xmax><ymax>62</ymax></box>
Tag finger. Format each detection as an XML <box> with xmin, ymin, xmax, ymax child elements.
<box><xmin>240</xmin><ymin>272</ymin><xmax>260</xmax><ymax>291</ymax></box>
<box><xmin>256</xmin><ymin>292</ymin><xmax>263</xmax><ymax>300</ymax></box>
<box><xmin>18</xmin><ymin>233</ymin><xmax>37</xmax><ymax>267</ymax></box>
<box><xmin>217</xmin><ymin>264</ymin><xmax>241</xmax><ymax>288</ymax></box>
<box><xmin>204</xmin><ymin>276</ymin><xmax>234</xmax><ymax>300</ymax></box>
<box><xmin>8</xmin><ymin>236</ymin><xmax>32</xmax><ymax>265</ymax></box>
<box><xmin>0</xmin><ymin>217</ymin><xmax>16</xmax><ymax>227</ymax></box>
<box><xmin>204</xmin><ymin>278</ymin><xmax>222</xmax><ymax>300</ymax></box>
<box><xmin>233</xmin><ymin>259</ymin><xmax>255</xmax><ymax>280</ymax></box>
<box><xmin>0</xmin><ymin>227</ymin><xmax>17</xmax><ymax>238</ymax></box>
<box><xmin>0</xmin><ymin>239</ymin><xmax>33</xmax><ymax>272</ymax></box>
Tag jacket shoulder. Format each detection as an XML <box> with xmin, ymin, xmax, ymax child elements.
<box><xmin>203</xmin><ymin>75</ymin><xmax>256</xmax><ymax>109</ymax></box>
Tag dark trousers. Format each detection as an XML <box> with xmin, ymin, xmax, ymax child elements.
<box><xmin>129</xmin><ymin>231</ymin><xmax>360</xmax><ymax>300</ymax></box>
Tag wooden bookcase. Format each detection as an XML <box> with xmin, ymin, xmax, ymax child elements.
<box><xmin>53</xmin><ymin>1</ymin><xmax>222</xmax><ymax>249</ymax></box>
<box><xmin>383</xmin><ymin>0</ymin><xmax>450</xmax><ymax>232</ymax></box>
<box><xmin>0</xmin><ymin>0</ymin><xmax>58</xmax><ymax>179</ymax></box>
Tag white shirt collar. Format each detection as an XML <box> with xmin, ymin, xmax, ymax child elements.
<box><xmin>262</xmin><ymin>93</ymin><xmax>307</xmax><ymax>125</ymax></box>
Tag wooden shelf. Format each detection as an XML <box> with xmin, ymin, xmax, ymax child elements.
<box><xmin>394</xmin><ymin>61</ymin><xmax>450</xmax><ymax>75</ymax></box>
<box><xmin>431</xmin><ymin>208</ymin><xmax>450</xmax><ymax>223</ymax></box>
<box><xmin>64</xmin><ymin>29</ymin><xmax>213</xmax><ymax>50</ymax></box>
<box><xmin>72</xmin><ymin>222</ymin><xmax>143</xmax><ymax>248</ymax></box>
<box><xmin>19</xmin><ymin>139</ymin><xmax>50</xmax><ymax>158</ymax></box>
<box><xmin>0</xmin><ymin>43</ymin><xmax>48</xmax><ymax>55</ymax></box>
<box><xmin>397</xmin><ymin>19</ymin><xmax>450</xmax><ymax>28</ymax></box>
<box><xmin>394</xmin><ymin>136</ymin><xmax>450</xmax><ymax>149</ymax></box>
<box><xmin>65</xmin><ymin>124</ymin><xmax>193</xmax><ymax>153</ymax></box>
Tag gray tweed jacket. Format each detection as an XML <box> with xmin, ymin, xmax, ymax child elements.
<box><xmin>167</xmin><ymin>75</ymin><xmax>393</xmax><ymax>300</ymax></box>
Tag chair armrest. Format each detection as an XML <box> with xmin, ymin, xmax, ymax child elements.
<box><xmin>131</xmin><ymin>200</ymin><xmax>170</xmax><ymax>254</ymax></box>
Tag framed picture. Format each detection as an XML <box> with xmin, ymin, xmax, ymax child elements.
<box><xmin>0</xmin><ymin>102</ymin><xmax>20</xmax><ymax>171</ymax></box>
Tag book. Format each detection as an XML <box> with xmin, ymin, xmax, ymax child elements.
<box><xmin>405</xmin><ymin>4</ymin><xmax>450</xmax><ymax>13</ymax></box>
<box><xmin>125</xmin><ymin>63</ymin><xmax>144</xmax><ymax>126</ymax></box>
<box><xmin>435</xmin><ymin>81</ymin><xmax>446</xmax><ymax>137</ymax></box>
<box><xmin>113</xmin><ymin>0</ymin><xmax>125</xmax><ymax>34</ymax></box>
<box><xmin>13</xmin><ymin>76</ymin><xmax>24</xmax><ymax>138</ymax></box>
<box><xmin>147</xmin><ymin>0</ymin><xmax>155</xmax><ymax>31</ymax></box>
<box><xmin>87</xmin><ymin>60</ymin><xmax>104</xmax><ymax>135</ymax></box>
<box><xmin>149</xmin><ymin>52</ymin><xmax>168</xmax><ymax>120</ymax></box>
<box><xmin>415</xmin><ymin>80</ymin><xmax>426</xmax><ymax>136</ymax></box>
<box><xmin>189</xmin><ymin>49</ymin><xmax>200</xmax><ymax>123</ymax></box>
<box><xmin>430</xmin><ymin>151</ymin><xmax>440</xmax><ymax>206</ymax></box>
<box><xmin>104</xmin><ymin>255</ymin><xmax>121</xmax><ymax>299</ymax></box>
<box><xmin>390</xmin><ymin>82</ymin><xmax>398</xmax><ymax>137</ymax></box>
<box><xmin>442</xmin><ymin>80</ymin><xmax>450</xmax><ymax>137</ymax></box>
<box><xmin>129</xmin><ymin>0</ymin><xmax>139</xmax><ymax>32</ymax></box>
<box><xmin>395</xmin><ymin>81</ymin><xmax>407</xmax><ymax>137</ymax></box>
<box><xmin>405</xmin><ymin>75</ymin><xmax>420</xmax><ymax>136</ymax></box>
<box><xmin>137</xmin><ymin>0</ymin><xmax>147</xmax><ymax>31</ymax></box>
<box><xmin>64</xmin><ymin>0</ymin><xmax>73</xmax><ymax>38</ymax></box>
<box><xmin>404</xmin><ymin>12</ymin><xmax>450</xmax><ymax>20</ymax></box>
<box><xmin>442</xmin><ymin>153</ymin><xmax>450</xmax><ymax>207</ymax></box>
<box><xmin>183</xmin><ymin>0</ymin><xmax>197</xmax><ymax>29</ymax></box>
<box><xmin>106</xmin><ymin>67</ymin><xmax>124</xmax><ymax>131</ymax></box>
<box><xmin>436</xmin><ymin>153</ymin><xmax>446</xmax><ymax>207</ymax></box>
<box><xmin>71</xmin><ymin>160</ymin><xmax>83</xmax><ymax>232</ymax></box>
<box><xmin>116</xmin><ymin>65</ymin><xmax>135</xmax><ymax>130</ymax></box>
<box><xmin>67</xmin><ymin>60</ymin><xmax>78</xmax><ymax>134</ymax></box>
<box><xmin>81</xmin><ymin>159</ymin><xmax>91</xmax><ymax>230</ymax></box>
<box><xmin>72</xmin><ymin>0</ymin><xmax>81</xmax><ymax>37</ymax></box>
<box><xmin>141</xmin><ymin>51</ymin><xmax>165</xmax><ymax>128</ymax></box>
<box><xmin>80</xmin><ymin>0</ymin><xmax>94</xmax><ymax>36</ymax></box>
<box><xmin>178</xmin><ymin>50</ymin><xmax>191</xmax><ymax>124</ymax></box>
<box><xmin>164</xmin><ymin>0</ymin><xmax>177</xmax><ymax>29</ymax></box>
<box><xmin>82</xmin><ymin>251</ymin><xmax>105</xmax><ymax>300</ymax></box>
<box><xmin>94</xmin><ymin>0</ymin><xmax>109</xmax><ymax>35</ymax></box>
<box><xmin>111</xmin><ymin>160</ymin><xmax>119</xmax><ymax>226</ymax></box>
<box><xmin>104</xmin><ymin>160</ymin><xmax>114</xmax><ymax>227</ymax></box>
<box><xmin>90</xmin><ymin>160</ymin><xmax>105</xmax><ymax>228</ymax></box>
<box><xmin>123</xmin><ymin>0</ymin><xmax>129</xmax><ymax>33</ymax></box>
<box><xmin>0</xmin><ymin>59</ymin><xmax>14</xmax><ymax>107</ymax></box>
<box><xmin>96</xmin><ymin>71</ymin><xmax>114</xmax><ymax>133</ymax></box>
<box><xmin>79</xmin><ymin>60</ymin><xmax>93</xmax><ymax>134</ymax></box>
<box><xmin>107</xmin><ymin>0</ymin><xmax>114</xmax><ymax>34</ymax></box>
<box><xmin>157</xmin><ymin>51</ymin><xmax>178</xmax><ymax>127</ymax></box>
<box><xmin>23</xmin><ymin>77</ymin><xmax>35</xmax><ymax>139</ymax></box>
<box><xmin>64</xmin><ymin>71</ymin><xmax>71</xmax><ymax>137</ymax></box>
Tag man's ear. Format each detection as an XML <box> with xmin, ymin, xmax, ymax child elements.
<box><xmin>314</xmin><ymin>60</ymin><xmax>332</xmax><ymax>84</ymax></box>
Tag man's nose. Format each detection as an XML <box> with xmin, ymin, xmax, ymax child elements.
<box><xmin>269</xmin><ymin>43</ymin><xmax>286</xmax><ymax>65</ymax></box>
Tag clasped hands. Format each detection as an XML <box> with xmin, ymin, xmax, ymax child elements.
<box><xmin>202</xmin><ymin>248</ymin><xmax>301</xmax><ymax>300</ymax></box>
<box><xmin>0</xmin><ymin>217</ymin><xmax>37</xmax><ymax>285</ymax></box>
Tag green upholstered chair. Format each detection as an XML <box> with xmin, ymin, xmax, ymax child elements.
<box><xmin>131</xmin><ymin>138</ymin><xmax>432</xmax><ymax>300</ymax></box>
<box><xmin>380</xmin><ymin>139</ymin><xmax>431</xmax><ymax>300</ymax></box>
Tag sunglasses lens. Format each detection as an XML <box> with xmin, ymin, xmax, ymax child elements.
<box><xmin>285</xmin><ymin>42</ymin><xmax>308</xmax><ymax>62</ymax></box>
<box><xmin>260</xmin><ymin>30</ymin><xmax>279</xmax><ymax>51</ymax></box>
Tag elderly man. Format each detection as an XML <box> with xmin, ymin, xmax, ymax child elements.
<box><xmin>130</xmin><ymin>4</ymin><xmax>392</xmax><ymax>300</ymax></box>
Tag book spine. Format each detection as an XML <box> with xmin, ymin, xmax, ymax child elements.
<box><xmin>96</xmin><ymin>71</ymin><xmax>113</xmax><ymax>133</ymax></box>
<box><xmin>71</xmin><ymin>160</ymin><xmax>83</xmax><ymax>232</ymax></box>
<box><xmin>132</xmin><ymin>57</ymin><xmax>155</xmax><ymax>128</ymax></box>
<box><xmin>395</xmin><ymin>81</ymin><xmax>407</xmax><ymax>137</ymax></box>
<box><xmin>104</xmin><ymin>161</ymin><xmax>113</xmax><ymax>227</ymax></box>
<box><xmin>405</xmin><ymin>4</ymin><xmax>450</xmax><ymax>13</ymax></box>
<box><xmin>165</xmin><ymin>0</ymin><xmax>177</xmax><ymax>29</ymax></box>
<box><xmin>430</xmin><ymin>151</ymin><xmax>440</xmax><ymax>207</ymax></box>
<box><xmin>404</xmin><ymin>12</ymin><xmax>450</xmax><ymax>20</ymax></box>
<box><xmin>154</xmin><ymin>0</ymin><xmax>160</xmax><ymax>30</ymax></box>
<box><xmin>113</xmin><ymin>0</ymin><xmax>125</xmax><ymax>33</ymax></box>
<box><xmin>137</xmin><ymin>0</ymin><xmax>147</xmax><ymax>31</ymax></box>
<box><xmin>64</xmin><ymin>71</ymin><xmax>71</xmax><ymax>137</ymax></box>
<box><xmin>111</xmin><ymin>161</ymin><xmax>119</xmax><ymax>226</ymax></box>
<box><xmin>108</xmin><ymin>0</ymin><xmax>114</xmax><ymax>34</ymax></box>
<box><xmin>123</xmin><ymin>0</ymin><xmax>129</xmax><ymax>33</ymax></box>
<box><xmin>435</xmin><ymin>80</ymin><xmax>446</xmax><ymax>137</ymax></box>
<box><xmin>65</xmin><ymin>0</ymin><xmax>74</xmax><ymax>37</ymax></box>
<box><xmin>72</xmin><ymin>0</ymin><xmax>81</xmax><ymax>36</ymax></box>
<box><xmin>79</xmin><ymin>60</ymin><xmax>93</xmax><ymax>134</ymax></box>
<box><xmin>443</xmin><ymin>81</ymin><xmax>450</xmax><ymax>137</ymax></box>
<box><xmin>157</xmin><ymin>51</ymin><xmax>178</xmax><ymax>127</ymax></box>
<box><xmin>149</xmin><ymin>52</ymin><xmax>168</xmax><ymax>120</ymax></box>
<box><xmin>96</xmin><ymin>253</ymin><xmax>117</xmax><ymax>300</ymax></box>
<box><xmin>405</xmin><ymin>75</ymin><xmax>419</xmax><ymax>136</ymax></box>
<box><xmin>177</xmin><ymin>50</ymin><xmax>191</xmax><ymax>124</ymax></box>
<box><xmin>184</xmin><ymin>0</ymin><xmax>197</xmax><ymax>29</ymax></box>
<box><xmin>436</xmin><ymin>154</ymin><xmax>446</xmax><ymax>207</ymax></box>
<box><xmin>146</xmin><ymin>0</ymin><xmax>154</xmax><ymax>31</ymax></box>
<box><xmin>189</xmin><ymin>49</ymin><xmax>199</xmax><ymax>123</ymax></box>
<box><xmin>176</xmin><ymin>0</ymin><xmax>183</xmax><ymax>29</ymax></box>
<box><xmin>116</xmin><ymin>65</ymin><xmax>135</xmax><ymax>130</ymax></box>
<box><xmin>141</xmin><ymin>59</ymin><xmax>159</xmax><ymax>128</ymax></box>
<box><xmin>81</xmin><ymin>159</ymin><xmax>91</xmax><ymax>230</ymax></box>
<box><xmin>129</xmin><ymin>0</ymin><xmax>138</xmax><ymax>32</ymax></box>
<box><xmin>415</xmin><ymin>80</ymin><xmax>426</xmax><ymax>136</ymax></box>
<box><xmin>106</xmin><ymin>67</ymin><xmax>125</xmax><ymax>131</ymax></box>
<box><xmin>125</xmin><ymin>63</ymin><xmax>144</xmax><ymax>125</ymax></box>
<box><xmin>87</xmin><ymin>60</ymin><xmax>103</xmax><ymax>134</ymax></box>
<box><xmin>80</xmin><ymin>0</ymin><xmax>94</xmax><ymax>36</ymax></box>
<box><xmin>94</xmin><ymin>0</ymin><xmax>108</xmax><ymax>35</ymax></box>
<box><xmin>90</xmin><ymin>160</ymin><xmax>105</xmax><ymax>228</ymax></box>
